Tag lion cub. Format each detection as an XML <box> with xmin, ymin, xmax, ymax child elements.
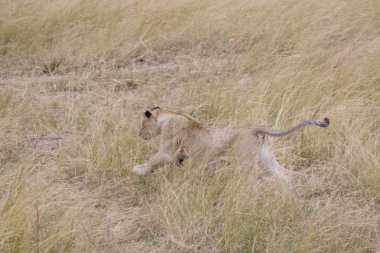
<box><xmin>133</xmin><ymin>105</ymin><xmax>329</xmax><ymax>183</ymax></box>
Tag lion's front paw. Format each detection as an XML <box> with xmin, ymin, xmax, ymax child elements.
<box><xmin>132</xmin><ymin>164</ymin><xmax>150</xmax><ymax>176</ymax></box>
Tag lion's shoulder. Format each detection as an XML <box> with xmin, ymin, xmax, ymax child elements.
<box><xmin>159</xmin><ymin>110</ymin><xmax>203</xmax><ymax>130</ymax></box>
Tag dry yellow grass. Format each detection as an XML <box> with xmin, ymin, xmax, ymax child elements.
<box><xmin>0</xmin><ymin>0</ymin><xmax>379</xmax><ymax>252</ymax></box>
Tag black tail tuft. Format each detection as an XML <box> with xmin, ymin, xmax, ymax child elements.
<box><xmin>320</xmin><ymin>117</ymin><xmax>330</xmax><ymax>127</ymax></box>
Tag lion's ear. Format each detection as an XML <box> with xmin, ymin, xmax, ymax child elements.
<box><xmin>144</xmin><ymin>110</ymin><xmax>152</xmax><ymax>118</ymax></box>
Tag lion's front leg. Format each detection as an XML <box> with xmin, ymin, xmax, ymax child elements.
<box><xmin>133</xmin><ymin>123</ymin><xmax>176</xmax><ymax>176</ymax></box>
<box><xmin>133</xmin><ymin>152</ymin><xmax>173</xmax><ymax>175</ymax></box>
<box><xmin>132</xmin><ymin>163</ymin><xmax>150</xmax><ymax>175</ymax></box>
<box><xmin>175</xmin><ymin>148</ymin><xmax>188</xmax><ymax>166</ymax></box>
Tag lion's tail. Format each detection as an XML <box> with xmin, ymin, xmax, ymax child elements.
<box><xmin>253</xmin><ymin>117</ymin><xmax>330</xmax><ymax>137</ymax></box>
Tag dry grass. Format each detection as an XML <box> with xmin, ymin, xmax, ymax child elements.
<box><xmin>0</xmin><ymin>0</ymin><xmax>380</xmax><ymax>252</ymax></box>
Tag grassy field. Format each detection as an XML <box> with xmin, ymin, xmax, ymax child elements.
<box><xmin>0</xmin><ymin>0</ymin><xmax>379</xmax><ymax>252</ymax></box>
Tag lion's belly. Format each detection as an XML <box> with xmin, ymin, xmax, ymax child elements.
<box><xmin>182</xmin><ymin>128</ymin><xmax>241</xmax><ymax>161</ymax></box>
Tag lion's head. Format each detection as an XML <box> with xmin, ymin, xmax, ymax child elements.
<box><xmin>138</xmin><ymin>105</ymin><xmax>161</xmax><ymax>140</ymax></box>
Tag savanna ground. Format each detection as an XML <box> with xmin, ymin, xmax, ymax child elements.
<box><xmin>0</xmin><ymin>0</ymin><xmax>380</xmax><ymax>252</ymax></box>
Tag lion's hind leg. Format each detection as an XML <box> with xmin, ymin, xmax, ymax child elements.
<box><xmin>207</xmin><ymin>157</ymin><xmax>230</xmax><ymax>169</ymax></box>
<box><xmin>257</xmin><ymin>143</ymin><xmax>291</xmax><ymax>184</ymax></box>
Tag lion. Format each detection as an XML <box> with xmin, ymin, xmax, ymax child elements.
<box><xmin>132</xmin><ymin>105</ymin><xmax>330</xmax><ymax>183</ymax></box>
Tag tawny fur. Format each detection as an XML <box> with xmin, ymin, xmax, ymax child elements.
<box><xmin>133</xmin><ymin>106</ymin><xmax>329</xmax><ymax>183</ymax></box>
